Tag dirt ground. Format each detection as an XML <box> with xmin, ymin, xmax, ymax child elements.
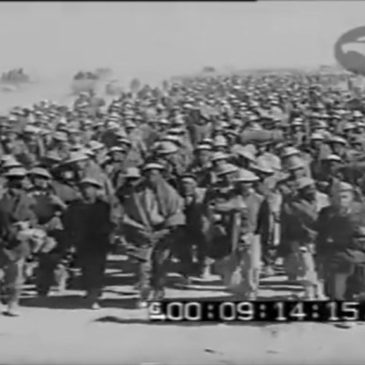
<box><xmin>1</xmin><ymin>255</ymin><xmax>365</xmax><ymax>365</ymax></box>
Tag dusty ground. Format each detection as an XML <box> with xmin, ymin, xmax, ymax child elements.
<box><xmin>1</xmin><ymin>255</ymin><xmax>365</xmax><ymax>365</ymax></box>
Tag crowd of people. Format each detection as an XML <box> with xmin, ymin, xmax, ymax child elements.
<box><xmin>1</xmin><ymin>69</ymin><xmax>365</xmax><ymax>317</ymax></box>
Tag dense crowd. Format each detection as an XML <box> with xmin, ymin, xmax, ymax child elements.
<box><xmin>1</xmin><ymin>70</ymin><xmax>365</xmax><ymax>317</ymax></box>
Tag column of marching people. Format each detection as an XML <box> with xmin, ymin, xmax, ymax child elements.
<box><xmin>1</xmin><ymin>71</ymin><xmax>365</xmax><ymax>316</ymax></box>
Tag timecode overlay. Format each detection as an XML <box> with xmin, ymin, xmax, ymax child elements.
<box><xmin>149</xmin><ymin>301</ymin><xmax>365</xmax><ymax>323</ymax></box>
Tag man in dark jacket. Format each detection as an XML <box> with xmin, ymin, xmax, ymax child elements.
<box><xmin>63</xmin><ymin>177</ymin><xmax>116</xmax><ymax>309</ymax></box>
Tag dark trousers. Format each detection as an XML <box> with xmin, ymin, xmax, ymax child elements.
<box><xmin>36</xmin><ymin>253</ymin><xmax>68</xmax><ymax>295</ymax></box>
<box><xmin>36</xmin><ymin>231</ymin><xmax>69</xmax><ymax>295</ymax></box>
<box><xmin>79</xmin><ymin>251</ymin><xmax>108</xmax><ymax>300</ymax></box>
<box><xmin>176</xmin><ymin>230</ymin><xmax>208</xmax><ymax>276</ymax></box>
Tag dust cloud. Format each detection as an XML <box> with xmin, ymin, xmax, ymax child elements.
<box><xmin>0</xmin><ymin>2</ymin><xmax>364</xmax><ymax>109</ymax></box>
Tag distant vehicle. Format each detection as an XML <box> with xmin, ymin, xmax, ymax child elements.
<box><xmin>94</xmin><ymin>67</ymin><xmax>113</xmax><ymax>80</ymax></box>
<box><xmin>105</xmin><ymin>80</ymin><xmax>123</xmax><ymax>96</ymax></box>
<box><xmin>202</xmin><ymin>66</ymin><xmax>216</xmax><ymax>73</ymax></box>
<box><xmin>71</xmin><ymin>71</ymin><xmax>99</xmax><ymax>94</ymax></box>
<box><xmin>73</xmin><ymin>71</ymin><xmax>99</xmax><ymax>81</ymax></box>
<box><xmin>0</xmin><ymin>68</ymin><xmax>33</xmax><ymax>85</ymax></box>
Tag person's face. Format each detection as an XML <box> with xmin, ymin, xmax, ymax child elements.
<box><xmin>61</xmin><ymin>169</ymin><xmax>74</xmax><ymax>181</ymax></box>
<box><xmin>237</xmin><ymin>157</ymin><xmax>251</xmax><ymax>169</ymax></box>
<box><xmin>156</xmin><ymin>123</ymin><xmax>167</xmax><ymax>132</ymax></box>
<box><xmin>353</xmin><ymin>142</ymin><xmax>363</xmax><ymax>152</ymax></box>
<box><xmin>145</xmin><ymin>169</ymin><xmax>161</xmax><ymax>187</ymax></box>
<box><xmin>214</xmin><ymin>146</ymin><xmax>226</xmax><ymax>153</ymax></box>
<box><xmin>257</xmin><ymin>144</ymin><xmax>267</xmax><ymax>154</ymax></box>
<box><xmin>256</xmin><ymin>175</ymin><xmax>274</xmax><ymax>195</ymax></box>
<box><xmin>69</xmin><ymin>133</ymin><xmax>81</xmax><ymax>144</ymax></box>
<box><xmin>127</xmin><ymin>177</ymin><xmax>140</xmax><ymax>187</ymax></box>
<box><xmin>237</xmin><ymin>181</ymin><xmax>253</xmax><ymax>195</ymax></box>
<box><xmin>55</xmin><ymin>139</ymin><xmax>67</xmax><ymax>148</ymax></box>
<box><xmin>75</xmin><ymin>160</ymin><xmax>87</xmax><ymax>171</ymax></box>
<box><xmin>181</xmin><ymin>180</ymin><xmax>196</xmax><ymax>196</ymax></box>
<box><xmin>213</xmin><ymin>159</ymin><xmax>226</xmax><ymax>169</ymax></box>
<box><xmin>95</xmin><ymin>149</ymin><xmax>106</xmax><ymax>164</ymax></box>
<box><xmin>311</xmin><ymin>140</ymin><xmax>322</xmax><ymax>149</ymax></box>
<box><xmin>197</xmin><ymin>150</ymin><xmax>210</xmax><ymax>165</ymax></box>
<box><xmin>292</xmin><ymin>126</ymin><xmax>302</xmax><ymax>134</ymax></box>
<box><xmin>324</xmin><ymin>161</ymin><xmax>339</xmax><ymax>174</ymax></box>
<box><xmin>344</xmin><ymin>129</ymin><xmax>354</xmax><ymax>140</ymax></box>
<box><xmin>25</xmin><ymin>132</ymin><xmax>37</xmax><ymax>142</ymax></box>
<box><xmin>338</xmin><ymin>191</ymin><xmax>353</xmax><ymax>210</ymax></box>
<box><xmin>125</xmin><ymin>127</ymin><xmax>135</xmax><ymax>135</ymax></box>
<box><xmin>111</xmin><ymin>151</ymin><xmax>126</xmax><ymax>163</ymax></box>
<box><xmin>160</xmin><ymin>152</ymin><xmax>175</xmax><ymax>163</ymax></box>
<box><xmin>332</xmin><ymin>142</ymin><xmax>344</xmax><ymax>155</ymax></box>
<box><xmin>300</xmin><ymin>185</ymin><xmax>316</xmax><ymax>201</ymax></box>
<box><xmin>33</xmin><ymin>176</ymin><xmax>49</xmax><ymax>190</ymax></box>
<box><xmin>222</xmin><ymin>171</ymin><xmax>237</xmax><ymax>186</ymax></box>
<box><xmin>7</xmin><ymin>132</ymin><xmax>17</xmax><ymax>142</ymax></box>
<box><xmin>291</xmin><ymin>167</ymin><xmax>306</xmax><ymax>179</ymax></box>
<box><xmin>7</xmin><ymin>177</ymin><xmax>24</xmax><ymax>192</ymax></box>
<box><xmin>81</xmin><ymin>184</ymin><xmax>98</xmax><ymax>201</ymax></box>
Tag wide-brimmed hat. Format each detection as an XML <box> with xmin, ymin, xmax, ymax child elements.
<box><xmin>43</xmin><ymin>151</ymin><xmax>62</xmax><ymax>163</ymax></box>
<box><xmin>1</xmin><ymin>156</ymin><xmax>22</xmax><ymax>169</ymax></box>
<box><xmin>125</xmin><ymin>167</ymin><xmax>141</xmax><ymax>179</ymax></box>
<box><xmin>143</xmin><ymin>162</ymin><xmax>165</xmax><ymax>172</ymax></box>
<box><xmin>195</xmin><ymin>143</ymin><xmax>212</xmax><ymax>152</ymax></box>
<box><xmin>28</xmin><ymin>167</ymin><xmax>52</xmax><ymax>179</ymax></box>
<box><xmin>181</xmin><ymin>174</ymin><xmax>197</xmax><ymax>183</ymax></box>
<box><xmin>88</xmin><ymin>140</ymin><xmax>105</xmax><ymax>151</ymax></box>
<box><xmin>118</xmin><ymin>137</ymin><xmax>132</xmax><ymax>147</ymax></box>
<box><xmin>4</xmin><ymin>167</ymin><xmax>27</xmax><ymax>178</ymax></box>
<box><xmin>353</xmin><ymin>110</ymin><xmax>363</xmax><ymax>118</ymax></box>
<box><xmin>321</xmin><ymin>154</ymin><xmax>342</xmax><ymax>163</ymax></box>
<box><xmin>23</xmin><ymin>125</ymin><xmax>40</xmax><ymax>134</ymax></box>
<box><xmin>329</xmin><ymin>135</ymin><xmax>347</xmax><ymax>145</ymax></box>
<box><xmin>162</xmin><ymin>135</ymin><xmax>182</xmax><ymax>146</ymax></box>
<box><xmin>211</xmin><ymin>151</ymin><xmax>230</xmax><ymax>162</ymax></box>
<box><xmin>281</xmin><ymin>147</ymin><xmax>300</xmax><ymax>159</ymax></box>
<box><xmin>338</xmin><ymin>182</ymin><xmax>353</xmax><ymax>193</ymax></box>
<box><xmin>252</xmin><ymin>159</ymin><xmax>275</xmax><ymax>175</ymax></box>
<box><xmin>168</xmin><ymin>127</ymin><xmax>185</xmax><ymax>135</ymax></box>
<box><xmin>296</xmin><ymin>177</ymin><xmax>315</xmax><ymax>190</ymax></box>
<box><xmin>235</xmin><ymin>168</ymin><xmax>259</xmax><ymax>182</ymax></box>
<box><xmin>287</xmin><ymin>157</ymin><xmax>305</xmax><ymax>171</ymax></box>
<box><xmin>53</xmin><ymin>131</ymin><xmax>68</xmax><ymax>142</ymax></box>
<box><xmin>213</xmin><ymin>135</ymin><xmax>228</xmax><ymax>148</ymax></box>
<box><xmin>124</xmin><ymin>120</ymin><xmax>136</xmax><ymax>129</ymax></box>
<box><xmin>157</xmin><ymin>141</ymin><xmax>179</xmax><ymax>154</ymax></box>
<box><xmin>216</xmin><ymin>163</ymin><xmax>239</xmax><ymax>177</ymax></box>
<box><xmin>109</xmin><ymin>146</ymin><xmax>127</xmax><ymax>154</ymax></box>
<box><xmin>65</xmin><ymin>151</ymin><xmax>89</xmax><ymax>164</ymax></box>
<box><xmin>233</xmin><ymin>145</ymin><xmax>256</xmax><ymax>162</ymax></box>
<box><xmin>79</xmin><ymin>177</ymin><xmax>103</xmax><ymax>189</ymax></box>
<box><xmin>343</xmin><ymin>122</ymin><xmax>355</xmax><ymax>131</ymax></box>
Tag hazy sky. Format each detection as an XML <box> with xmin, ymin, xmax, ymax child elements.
<box><xmin>0</xmin><ymin>2</ymin><xmax>364</xmax><ymax>81</ymax></box>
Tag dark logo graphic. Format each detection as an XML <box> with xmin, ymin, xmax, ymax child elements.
<box><xmin>335</xmin><ymin>26</ymin><xmax>365</xmax><ymax>76</ymax></box>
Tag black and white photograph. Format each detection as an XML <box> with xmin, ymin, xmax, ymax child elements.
<box><xmin>1</xmin><ymin>1</ymin><xmax>365</xmax><ymax>364</ymax></box>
